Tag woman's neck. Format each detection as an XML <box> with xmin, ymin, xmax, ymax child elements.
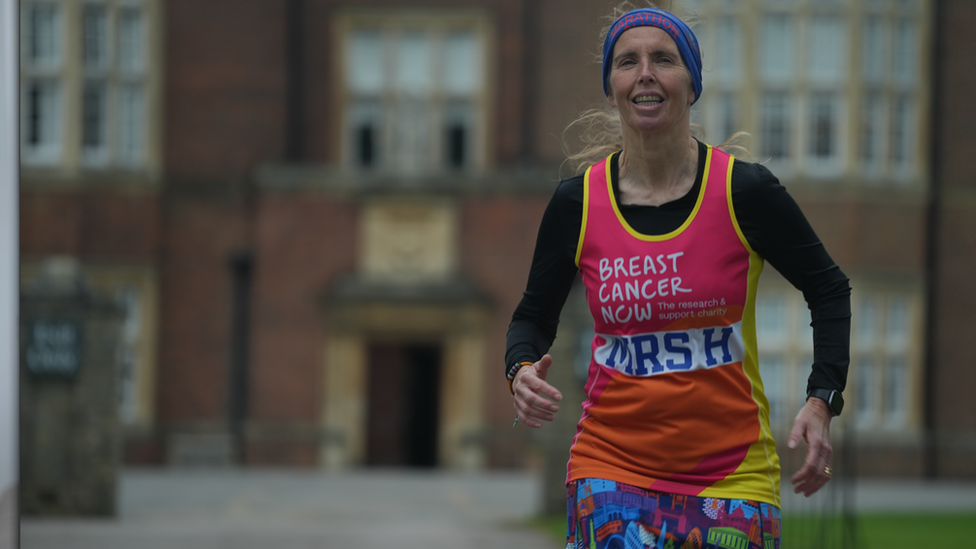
<box><xmin>617</xmin><ymin>128</ymin><xmax>699</xmax><ymax>207</ymax></box>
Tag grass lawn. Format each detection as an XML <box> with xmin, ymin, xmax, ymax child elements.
<box><xmin>532</xmin><ymin>512</ymin><xmax>976</xmax><ymax>548</ymax></box>
<box><xmin>844</xmin><ymin>513</ymin><xmax>976</xmax><ymax>549</ymax></box>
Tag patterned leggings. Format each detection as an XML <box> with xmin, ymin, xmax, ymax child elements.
<box><xmin>566</xmin><ymin>479</ymin><xmax>781</xmax><ymax>549</ymax></box>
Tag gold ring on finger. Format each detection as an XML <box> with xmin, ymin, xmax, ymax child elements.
<box><xmin>824</xmin><ymin>466</ymin><xmax>833</xmax><ymax>476</ymax></box>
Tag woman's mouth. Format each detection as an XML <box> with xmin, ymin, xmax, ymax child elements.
<box><xmin>633</xmin><ymin>95</ymin><xmax>663</xmax><ymax>106</ymax></box>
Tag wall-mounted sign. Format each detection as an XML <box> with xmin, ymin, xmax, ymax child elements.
<box><xmin>24</xmin><ymin>320</ymin><xmax>82</xmax><ymax>378</ymax></box>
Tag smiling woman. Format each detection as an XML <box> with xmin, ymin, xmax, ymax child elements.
<box><xmin>505</xmin><ymin>2</ymin><xmax>852</xmax><ymax>548</ymax></box>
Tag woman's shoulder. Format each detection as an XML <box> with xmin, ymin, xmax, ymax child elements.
<box><xmin>552</xmin><ymin>172</ymin><xmax>586</xmax><ymax>206</ymax></box>
<box><xmin>728</xmin><ymin>155</ymin><xmax>783</xmax><ymax>196</ymax></box>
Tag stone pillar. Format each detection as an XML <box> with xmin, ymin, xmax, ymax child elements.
<box><xmin>19</xmin><ymin>258</ymin><xmax>124</xmax><ymax>516</ymax></box>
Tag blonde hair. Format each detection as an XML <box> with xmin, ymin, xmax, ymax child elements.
<box><xmin>561</xmin><ymin>0</ymin><xmax>752</xmax><ymax>176</ymax></box>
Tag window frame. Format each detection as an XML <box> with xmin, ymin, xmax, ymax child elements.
<box><xmin>334</xmin><ymin>9</ymin><xmax>493</xmax><ymax>176</ymax></box>
<box><xmin>19</xmin><ymin>0</ymin><xmax>162</xmax><ymax>177</ymax></box>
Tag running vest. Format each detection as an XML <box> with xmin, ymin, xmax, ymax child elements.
<box><xmin>570</xmin><ymin>146</ymin><xmax>781</xmax><ymax>506</ymax></box>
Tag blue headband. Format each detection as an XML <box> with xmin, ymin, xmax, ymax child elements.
<box><xmin>601</xmin><ymin>8</ymin><xmax>703</xmax><ymax>104</ymax></box>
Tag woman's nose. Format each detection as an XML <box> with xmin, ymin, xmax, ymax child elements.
<box><xmin>637</xmin><ymin>60</ymin><xmax>655</xmax><ymax>83</ymax></box>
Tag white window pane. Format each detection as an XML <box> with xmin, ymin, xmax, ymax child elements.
<box><xmin>716</xmin><ymin>92</ymin><xmax>737</xmax><ymax>144</ymax></box>
<box><xmin>760</xmin><ymin>355</ymin><xmax>787</xmax><ymax>431</ymax></box>
<box><xmin>82</xmin><ymin>81</ymin><xmax>108</xmax><ymax>162</ymax></box>
<box><xmin>83</xmin><ymin>5</ymin><xmax>109</xmax><ymax>70</ymax></box>
<box><xmin>761</xmin><ymin>92</ymin><xmax>791</xmax><ymax>160</ymax></box>
<box><xmin>348</xmin><ymin>31</ymin><xmax>384</xmax><ymax>94</ymax></box>
<box><xmin>118</xmin><ymin>9</ymin><xmax>145</xmax><ymax>73</ymax></box>
<box><xmin>885</xmin><ymin>296</ymin><xmax>911</xmax><ymax>350</ymax></box>
<box><xmin>118</xmin><ymin>84</ymin><xmax>145</xmax><ymax>165</ymax></box>
<box><xmin>390</xmin><ymin>101</ymin><xmax>430</xmax><ymax>173</ymax></box>
<box><xmin>859</xmin><ymin>94</ymin><xmax>886</xmax><ymax>169</ymax></box>
<box><xmin>855</xmin><ymin>357</ymin><xmax>877</xmax><ymax>430</ymax></box>
<box><xmin>23</xmin><ymin>80</ymin><xmax>61</xmax><ymax>160</ymax></box>
<box><xmin>26</xmin><ymin>3</ymin><xmax>61</xmax><ymax>69</ymax></box>
<box><xmin>855</xmin><ymin>297</ymin><xmax>878</xmax><ymax>351</ymax></box>
<box><xmin>890</xmin><ymin>94</ymin><xmax>914</xmax><ymax>169</ymax></box>
<box><xmin>883</xmin><ymin>357</ymin><xmax>907</xmax><ymax>429</ymax></box>
<box><xmin>862</xmin><ymin>17</ymin><xmax>887</xmax><ymax>84</ymax></box>
<box><xmin>892</xmin><ymin>19</ymin><xmax>917</xmax><ymax>85</ymax></box>
<box><xmin>760</xmin><ymin>15</ymin><xmax>794</xmax><ymax>81</ymax></box>
<box><xmin>757</xmin><ymin>295</ymin><xmax>787</xmax><ymax>344</ymax></box>
<box><xmin>443</xmin><ymin>32</ymin><xmax>481</xmax><ymax>94</ymax></box>
<box><xmin>395</xmin><ymin>33</ymin><xmax>431</xmax><ymax>96</ymax></box>
<box><xmin>714</xmin><ymin>17</ymin><xmax>741</xmax><ymax>81</ymax></box>
<box><xmin>808</xmin><ymin>92</ymin><xmax>839</xmax><ymax>162</ymax></box>
<box><xmin>807</xmin><ymin>16</ymin><xmax>845</xmax><ymax>81</ymax></box>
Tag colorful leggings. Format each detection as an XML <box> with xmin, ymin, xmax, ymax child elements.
<box><xmin>566</xmin><ymin>479</ymin><xmax>781</xmax><ymax>549</ymax></box>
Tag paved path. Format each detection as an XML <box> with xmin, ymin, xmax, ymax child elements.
<box><xmin>21</xmin><ymin>469</ymin><xmax>560</xmax><ymax>549</ymax></box>
<box><xmin>20</xmin><ymin>469</ymin><xmax>976</xmax><ymax>549</ymax></box>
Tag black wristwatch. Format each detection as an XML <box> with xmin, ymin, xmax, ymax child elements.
<box><xmin>807</xmin><ymin>388</ymin><xmax>844</xmax><ymax>417</ymax></box>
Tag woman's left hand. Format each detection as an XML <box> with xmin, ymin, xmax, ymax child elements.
<box><xmin>787</xmin><ymin>397</ymin><xmax>833</xmax><ymax>497</ymax></box>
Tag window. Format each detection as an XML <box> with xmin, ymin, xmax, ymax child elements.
<box><xmin>859</xmin><ymin>94</ymin><xmax>886</xmax><ymax>173</ymax></box>
<box><xmin>852</xmin><ymin>291</ymin><xmax>918</xmax><ymax>433</ymax></box>
<box><xmin>756</xmin><ymin>293</ymin><xmax>811</xmax><ymax>433</ymax></box>
<box><xmin>862</xmin><ymin>16</ymin><xmax>887</xmax><ymax>84</ymax></box>
<box><xmin>83</xmin><ymin>2</ymin><xmax>148</xmax><ymax>167</ymax></box>
<box><xmin>341</xmin><ymin>14</ymin><xmax>488</xmax><ymax>175</ymax></box>
<box><xmin>759</xmin><ymin>355</ymin><xmax>787</xmax><ymax>429</ymax></box>
<box><xmin>26</xmin><ymin>2</ymin><xmax>61</xmax><ymax>68</ymax></box>
<box><xmin>883</xmin><ymin>357</ymin><xmax>908</xmax><ymax>429</ymax></box>
<box><xmin>757</xmin><ymin>295</ymin><xmax>787</xmax><ymax>346</ymax></box>
<box><xmin>807</xmin><ymin>16</ymin><xmax>845</xmax><ymax>83</ymax></box>
<box><xmin>713</xmin><ymin>17</ymin><xmax>741</xmax><ymax>83</ymax></box>
<box><xmin>854</xmin><ymin>357</ymin><xmax>877</xmax><ymax>429</ymax></box>
<box><xmin>688</xmin><ymin>0</ymin><xmax>927</xmax><ymax>183</ymax></box>
<box><xmin>890</xmin><ymin>94</ymin><xmax>914</xmax><ymax>174</ymax></box>
<box><xmin>891</xmin><ymin>18</ymin><xmax>917</xmax><ymax>86</ymax></box>
<box><xmin>21</xmin><ymin>2</ymin><xmax>63</xmax><ymax>164</ymax></box>
<box><xmin>760</xmin><ymin>15</ymin><xmax>794</xmax><ymax>82</ymax></box>
<box><xmin>714</xmin><ymin>92</ymin><xmax>737</xmax><ymax>145</ymax></box>
<box><xmin>755</xmin><ymin>285</ymin><xmax>920</xmax><ymax>437</ymax></box>
<box><xmin>855</xmin><ymin>296</ymin><xmax>879</xmax><ymax>352</ymax></box>
<box><xmin>806</xmin><ymin>92</ymin><xmax>843</xmax><ymax>172</ymax></box>
<box><xmin>761</xmin><ymin>93</ymin><xmax>791</xmax><ymax>161</ymax></box>
<box><xmin>21</xmin><ymin>0</ymin><xmax>158</xmax><ymax>172</ymax></box>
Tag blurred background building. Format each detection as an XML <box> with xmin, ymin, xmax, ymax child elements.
<box><xmin>17</xmin><ymin>0</ymin><xmax>976</xmax><ymax>481</ymax></box>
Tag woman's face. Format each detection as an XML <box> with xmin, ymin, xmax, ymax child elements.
<box><xmin>607</xmin><ymin>26</ymin><xmax>695</xmax><ymax>136</ymax></box>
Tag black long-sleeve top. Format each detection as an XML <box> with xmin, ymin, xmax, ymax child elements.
<box><xmin>506</xmin><ymin>140</ymin><xmax>851</xmax><ymax>394</ymax></box>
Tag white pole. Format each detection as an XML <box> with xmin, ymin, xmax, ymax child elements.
<box><xmin>0</xmin><ymin>0</ymin><xmax>20</xmax><ymax>546</ymax></box>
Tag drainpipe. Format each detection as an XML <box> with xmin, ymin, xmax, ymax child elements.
<box><xmin>922</xmin><ymin>0</ymin><xmax>946</xmax><ymax>480</ymax></box>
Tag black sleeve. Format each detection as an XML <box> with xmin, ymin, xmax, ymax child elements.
<box><xmin>731</xmin><ymin>161</ymin><xmax>852</xmax><ymax>395</ymax></box>
<box><xmin>504</xmin><ymin>176</ymin><xmax>584</xmax><ymax>371</ymax></box>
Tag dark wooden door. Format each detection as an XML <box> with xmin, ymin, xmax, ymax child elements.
<box><xmin>365</xmin><ymin>343</ymin><xmax>441</xmax><ymax>467</ymax></box>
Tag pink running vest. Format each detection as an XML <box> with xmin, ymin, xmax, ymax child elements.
<box><xmin>571</xmin><ymin>146</ymin><xmax>780</xmax><ymax>506</ymax></box>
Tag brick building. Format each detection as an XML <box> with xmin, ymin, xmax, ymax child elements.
<box><xmin>18</xmin><ymin>0</ymin><xmax>976</xmax><ymax>477</ymax></box>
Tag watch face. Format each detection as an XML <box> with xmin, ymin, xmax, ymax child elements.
<box><xmin>830</xmin><ymin>391</ymin><xmax>844</xmax><ymax>415</ymax></box>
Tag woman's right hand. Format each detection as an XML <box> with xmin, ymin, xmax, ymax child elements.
<box><xmin>512</xmin><ymin>354</ymin><xmax>563</xmax><ymax>428</ymax></box>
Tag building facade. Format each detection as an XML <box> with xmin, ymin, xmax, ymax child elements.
<box><xmin>19</xmin><ymin>0</ymin><xmax>976</xmax><ymax>477</ymax></box>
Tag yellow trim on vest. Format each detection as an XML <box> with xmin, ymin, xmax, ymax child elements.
<box><xmin>717</xmin><ymin>154</ymin><xmax>780</xmax><ymax>506</ymax></box>
<box><xmin>725</xmin><ymin>154</ymin><xmax>757</xmax><ymax>255</ymax></box>
<box><xmin>700</xmin><ymin>155</ymin><xmax>782</xmax><ymax>507</ymax></box>
<box><xmin>575</xmin><ymin>163</ymin><xmax>594</xmax><ymax>268</ymax></box>
<box><xmin>607</xmin><ymin>146</ymin><xmax>713</xmax><ymax>242</ymax></box>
